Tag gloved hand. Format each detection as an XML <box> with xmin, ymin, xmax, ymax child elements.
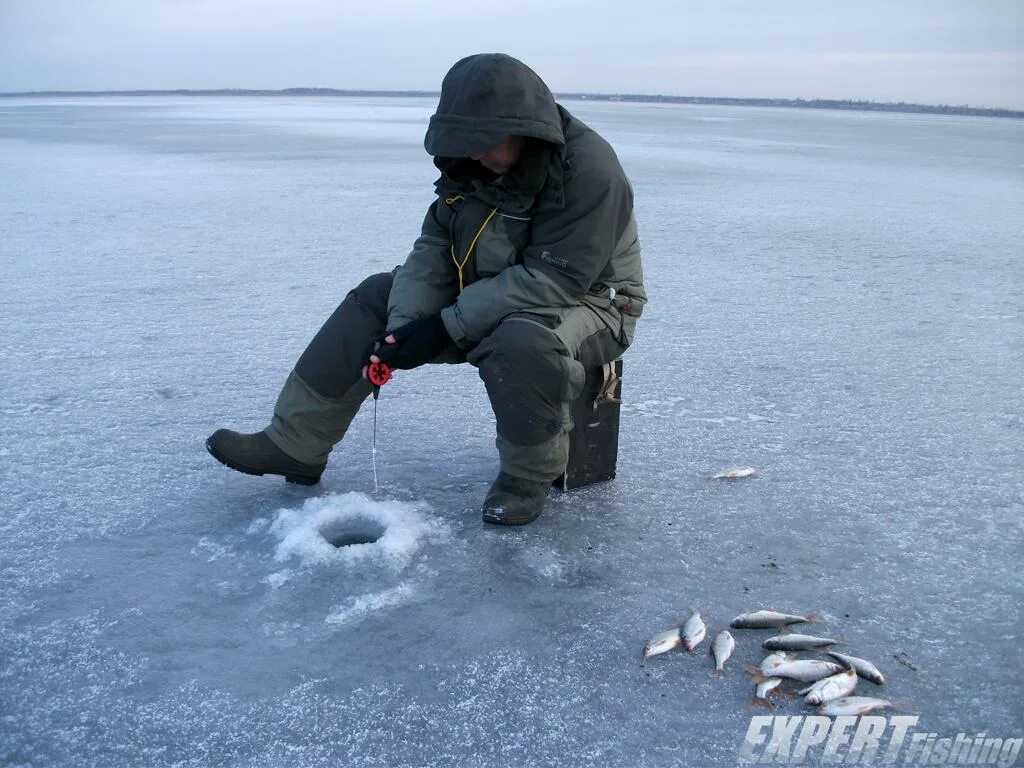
<box><xmin>372</xmin><ymin>314</ymin><xmax>452</xmax><ymax>371</ymax></box>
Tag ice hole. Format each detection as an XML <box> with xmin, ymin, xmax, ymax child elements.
<box><xmin>319</xmin><ymin>517</ymin><xmax>387</xmax><ymax>548</ymax></box>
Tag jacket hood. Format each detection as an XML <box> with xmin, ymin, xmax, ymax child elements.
<box><xmin>424</xmin><ymin>53</ymin><xmax>565</xmax><ymax>158</ymax></box>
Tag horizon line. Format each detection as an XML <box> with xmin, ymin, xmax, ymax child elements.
<box><xmin>0</xmin><ymin>88</ymin><xmax>1020</xmax><ymax>118</ymax></box>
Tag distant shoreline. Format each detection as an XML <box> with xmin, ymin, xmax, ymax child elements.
<box><xmin>1</xmin><ymin>88</ymin><xmax>1020</xmax><ymax>119</ymax></box>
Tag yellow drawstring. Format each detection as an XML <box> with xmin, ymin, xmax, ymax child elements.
<box><xmin>451</xmin><ymin>207</ymin><xmax>498</xmax><ymax>292</ymax></box>
<box><xmin>444</xmin><ymin>194</ymin><xmax>464</xmax><ymax>205</ymax></box>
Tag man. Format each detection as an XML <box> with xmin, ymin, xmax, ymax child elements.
<box><xmin>207</xmin><ymin>53</ymin><xmax>646</xmax><ymax>525</ymax></box>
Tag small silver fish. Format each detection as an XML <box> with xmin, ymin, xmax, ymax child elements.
<box><xmin>711</xmin><ymin>630</ymin><xmax>735</xmax><ymax>672</ymax></box>
<box><xmin>683</xmin><ymin>610</ymin><xmax>706</xmax><ymax>652</ymax></box>
<box><xmin>712</xmin><ymin>466</ymin><xmax>757</xmax><ymax>479</ymax></box>
<box><xmin>759</xmin><ymin>651</ymin><xmax>791</xmax><ymax>675</ymax></box>
<box><xmin>730</xmin><ymin>610</ymin><xmax>819</xmax><ymax>629</ymax></box>
<box><xmin>763</xmin><ymin>633</ymin><xmax>841</xmax><ymax>651</ymax></box>
<box><xmin>827</xmin><ymin>651</ymin><xmax>886</xmax><ymax>686</ymax></box>
<box><xmin>643</xmin><ymin>627</ymin><xmax>682</xmax><ymax>658</ymax></box>
<box><xmin>750</xmin><ymin>677</ymin><xmax>785</xmax><ymax>709</ymax></box>
<box><xmin>798</xmin><ymin>668</ymin><xmax>858</xmax><ymax>705</ymax></box>
<box><xmin>817</xmin><ymin>696</ymin><xmax>893</xmax><ymax>717</ymax></box>
<box><xmin>763</xmin><ymin>659</ymin><xmax>844</xmax><ymax>683</ymax></box>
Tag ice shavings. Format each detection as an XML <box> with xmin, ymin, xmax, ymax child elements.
<box><xmin>246</xmin><ymin>517</ymin><xmax>270</xmax><ymax>535</ymax></box>
<box><xmin>325</xmin><ymin>583</ymin><xmax>415</xmax><ymax>626</ymax></box>
<box><xmin>269</xmin><ymin>492</ymin><xmax>445</xmax><ymax>570</ymax></box>
<box><xmin>190</xmin><ymin>536</ymin><xmax>236</xmax><ymax>562</ymax></box>
<box><xmin>263</xmin><ymin>569</ymin><xmax>293</xmax><ymax>589</ymax></box>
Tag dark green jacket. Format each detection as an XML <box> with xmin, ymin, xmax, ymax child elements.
<box><xmin>387</xmin><ymin>53</ymin><xmax>646</xmax><ymax>349</ymax></box>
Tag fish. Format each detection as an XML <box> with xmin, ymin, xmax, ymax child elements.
<box><xmin>712</xmin><ymin>466</ymin><xmax>757</xmax><ymax>479</ymax></box>
<box><xmin>798</xmin><ymin>668</ymin><xmax>859</xmax><ymax>705</ymax></box>
<box><xmin>759</xmin><ymin>659</ymin><xmax>844</xmax><ymax>683</ymax></box>
<box><xmin>643</xmin><ymin>627</ymin><xmax>682</xmax><ymax>658</ymax></box>
<box><xmin>827</xmin><ymin>651</ymin><xmax>886</xmax><ymax>686</ymax></box>
<box><xmin>730</xmin><ymin>610</ymin><xmax>819</xmax><ymax>629</ymax></box>
<box><xmin>817</xmin><ymin>696</ymin><xmax>893</xmax><ymax>717</ymax></box>
<box><xmin>759</xmin><ymin>651</ymin><xmax>791</xmax><ymax>675</ymax></box>
<box><xmin>683</xmin><ymin>610</ymin><xmax>706</xmax><ymax>652</ymax></box>
<box><xmin>751</xmin><ymin>677</ymin><xmax>785</xmax><ymax>709</ymax></box>
<box><xmin>755</xmin><ymin>677</ymin><xmax>785</xmax><ymax>700</ymax></box>
<box><xmin>711</xmin><ymin>631</ymin><xmax>735</xmax><ymax>672</ymax></box>
<box><xmin>763</xmin><ymin>633</ymin><xmax>841</xmax><ymax>651</ymax></box>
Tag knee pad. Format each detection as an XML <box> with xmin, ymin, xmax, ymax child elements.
<box><xmin>475</xmin><ymin>318</ymin><xmax>585</xmax><ymax>445</ymax></box>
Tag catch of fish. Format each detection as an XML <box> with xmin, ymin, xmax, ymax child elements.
<box><xmin>642</xmin><ymin>606</ymin><xmax>897</xmax><ymax>717</ymax></box>
<box><xmin>826</xmin><ymin>651</ymin><xmax>886</xmax><ymax>686</ymax></box>
<box><xmin>817</xmin><ymin>696</ymin><xmax>894</xmax><ymax>716</ymax></box>
<box><xmin>730</xmin><ymin>610</ymin><xmax>818</xmax><ymax>629</ymax></box>
<box><xmin>754</xmin><ymin>658</ymin><xmax>843</xmax><ymax>683</ymax></box>
<box><xmin>797</xmin><ymin>668</ymin><xmax>859</xmax><ymax>705</ymax></box>
<box><xmin>757</xmin><ymin>651</ymin><xmax>790</xmax><ymax>675</ymax></box>
<box><xmin>753</xmin><ymin>677</ymin><xmax>784</xmax><ymax>707</ymax></box>
<box><xmin>762</xmin><ymin>633</ymin><xmax>841</xmax><ymax>651</ymax></box>
<box><xmin>682</xmin><ymin>610</ymin><xmax>706</xmax><ymax>652</ymax></box>
<box><xmin>643</xmin><ymin>626</ymin><xmax>683</xmax><ymax>659</ymax></box>
<box><xmin>711</xmin><ymin>631</ymin><xmax>735</xmax><ymax>672</ymax></box>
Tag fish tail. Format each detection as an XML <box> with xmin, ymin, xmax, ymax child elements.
<box><xmin>749</xmin><ymin>697</ymin><xmax>774</xmax><ymax>710</ymax></box>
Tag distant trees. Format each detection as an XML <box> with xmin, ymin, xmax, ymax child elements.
<box><xmin>561</xmin><ymin>93</ymin><xmax>1022</xmax><ymax>119</ymax></box>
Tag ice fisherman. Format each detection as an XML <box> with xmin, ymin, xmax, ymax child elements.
<box><xmin>207</xmin><ymin>53</ymin><xmax>647</xmax><ymax>525</ymax></box>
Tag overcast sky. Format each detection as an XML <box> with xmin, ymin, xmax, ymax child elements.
<box><xmin>1</xmin><ymin>0</ymin><xmax>1021</xmax><ymax>109</ymax></box>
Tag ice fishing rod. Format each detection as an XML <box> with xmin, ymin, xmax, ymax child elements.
<box><xmin>367</xmin><ymin>361</ymin><xmax>392</xmax><ymax>390</ymax></box>
<box><xmin>366</xmin><ymin>361</ymin><xmax>392</xmax><ymax>493</ymax></box>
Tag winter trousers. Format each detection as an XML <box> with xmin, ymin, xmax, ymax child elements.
<box><xmin>265</xmin><ymin>271</ymin><xmax>626</xmax><ymax>482</ymax></box>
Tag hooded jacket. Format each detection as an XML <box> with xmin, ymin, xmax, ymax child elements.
<box><xmin>387</xmin><ymin>53</ymin><xmax>646</xmax><ymax>350</ymax></box>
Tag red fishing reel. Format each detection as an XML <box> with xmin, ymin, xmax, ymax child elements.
<box><xmin>367</xmin><ymin>361</ymin><xmax>392</xmax><ymax>387</ymax></box>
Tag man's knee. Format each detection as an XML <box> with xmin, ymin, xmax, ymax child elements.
<box><xmin>472</xmin><ymin>318</ymin><xmax>585</xmax><ymax>445</ymax></box>
<box><xmin>476</xmin><ymin>319</ymin><xmax>571</xmax><ymax>391</ymax></box>
<box><xmin>295</xmin><ymin>271</ymin><xmax>393</xmax><ymax>398</ymax></box>
<box><xmin>345</xmin><ymin>271</ymin><xmax>393</xmax><ymax>321</ymax></box>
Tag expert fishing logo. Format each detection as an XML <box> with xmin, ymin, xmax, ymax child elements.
<box><xmin>738</xmin><ymin>715</ymin><xmax>1022</xmax><ymax>766</ymax></box>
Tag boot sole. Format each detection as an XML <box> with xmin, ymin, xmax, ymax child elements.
<box><xmin>481</xmin><ymin>508</ymin><xmax>542</xmax><ymax>526</ymax></box>
<box><xmin>205</xmin><ymin>439</ymin><xmax>321</xmax><ymax>486</ymax></box>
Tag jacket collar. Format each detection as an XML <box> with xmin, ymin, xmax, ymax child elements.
<box><xmin>433</xmin><ymin>138</ymin><xmax>565</xmax><ymax>214</ymax></box>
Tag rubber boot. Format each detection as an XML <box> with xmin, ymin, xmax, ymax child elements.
<box><xmin>481</xmin><ymin>471</ymin><xmax>552</xmax><ymax>526</ymax></box>
<box><xmin>206</xmin><ymin>429</ymin><xmax>325</xmax><ymax>485</ymax></box>
<box><xmin>209</xmin><ymin>372</ymin><xmax>372</xmax><ymax>484</ymax></box>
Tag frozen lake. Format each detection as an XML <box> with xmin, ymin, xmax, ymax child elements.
<box><xmin>1</xmin><ymin>96</ymin><xmax>1022</xmax><ymax>767</ymax></box>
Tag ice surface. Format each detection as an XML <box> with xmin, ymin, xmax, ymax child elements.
<box><xmin>1</xmin><ymin>96</ymin><xmax>1022</xmax><ymax>767</ymax></box>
